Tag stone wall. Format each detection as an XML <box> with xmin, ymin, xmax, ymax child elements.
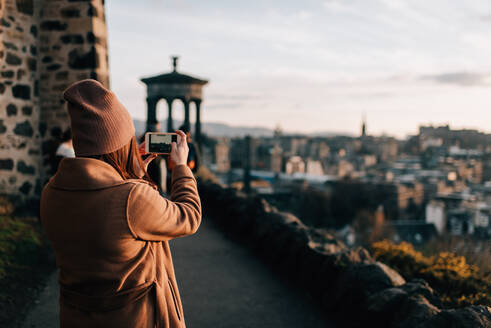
<box><xmin>0</xmin><ymin>0</ymin><xmax>41</xmax><ymax>210</ymax></box>
<box><xmin>0</xmin><ymin>0</ymin><xmax>108</xmax><ymax>212</ymax></box>
<box><xmin>198</xmin><ymin>181</ymin><xmax>491</xmax><ymax>328</ymax></box>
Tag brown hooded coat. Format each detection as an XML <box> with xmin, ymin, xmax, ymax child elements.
<box><xmin>40</xmin><ymin>157</ymin><xmax>201</xmax><ymax>328</ymax></box>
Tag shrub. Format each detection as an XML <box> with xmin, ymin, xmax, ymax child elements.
<box><xmin>372</xmin><ymin>240</ymin><xmax>430</xmax><ymax>278</ymax></box>
<box><xmin>421</xmin><ymin>234</ymin><xmax>491</xmax><ymax>277</ymax></box>
<box><xmin>0</xmin><ymin>216</ymin><xmax>42</xmax><ymax>279</ymax></box>
<box><xmin>371</xmin><ymin>239</ymin><xmax>491</xmax><ymax>308</ymax></box>
<box><xmin>421</xmin><ymin>252</ymin><xmax>478</xmax><ymax>279</ymax></box>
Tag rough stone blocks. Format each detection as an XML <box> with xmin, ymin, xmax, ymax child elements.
<box><xmin>0</xmin><ymin>0</ymin><xmax>109</xmax><ymax>211</ymax></box>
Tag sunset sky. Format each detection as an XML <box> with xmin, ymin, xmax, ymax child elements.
<box><xmin>106</xmin><ymin>0</ymin><xmax>491</xmax><ymax>138</ymax></box>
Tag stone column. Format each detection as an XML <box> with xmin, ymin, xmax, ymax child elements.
<box><xmin>146</xmin><ymin>98</ymin><xmax>158</xmax><ymax>132</ymax></box>
<box><xmin>166</xmin><ymin>98</ymin><xmax>174</xmax><ymax>132</ymax></box>
<box><xmin>39</xmin><ymin>0</ymin><xmax>109</xmax><ymax>181</ymax></box>
<box><xmin>183</xmin><ymin>99</ymin><xmax>190</xmax><ymax>129</ymax></box>
<box><xmin>0</xmin><ymin>0</ymin><xmax>41</xmax><ymax>206</ymax></box>
<box><xmin>195</xmin><ymin>100</ymin><xmax>202</xmax><ymax>151</ymax></box>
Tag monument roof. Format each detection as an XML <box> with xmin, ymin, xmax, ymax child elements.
<box><xmin>141</xmin><ymin>71</ymin><xmax>208</xmax><ymax>85</ymax></box>
<box><xmin>140</xmin><ymin>56</ymin><xmax>208</xmax><ymax>85</ymax></box>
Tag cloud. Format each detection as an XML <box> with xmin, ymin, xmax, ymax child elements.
<box><xmin>420</xmin><ymin>72</ymin><xmax>491</xmax><ymax>87</ymax></box>
<box><xmin>205</xmin><ymin>102</ymin><xmax>243</xmax><ymax>110</ymax></box>
<box><xmin>296</xmin><ymin>10</ymin><xmax>313</xmax><ymax>20</ymax></box>
<box><xmin>208</xmin><ymin>93</ymin><xmax>264</xmax><ymax>101</ymax></box>
<box><xmin>322</xmin><ymin>0</ymin><xmax>351</xmax><ymax>12</ymax></box>
<box><xmin>107</xmin><ymin>1</ymin><xmax>491</xmax><ymax>136</ymax></box>
<box><xmin>348</xmin><ymin>91</ymin><xmax>394</xmax><ymax>99</ymax></box>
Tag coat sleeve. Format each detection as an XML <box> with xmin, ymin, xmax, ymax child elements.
<box><xmin>126</xmin><ymin>164</ymin><xmax>202</xmax><ymax>241</ymax></box>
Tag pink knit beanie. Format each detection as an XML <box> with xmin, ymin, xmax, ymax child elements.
<box><xmin>63</xmin><ymin>79</ymin><xmax>135</xmax><ymax>156</ymax></box>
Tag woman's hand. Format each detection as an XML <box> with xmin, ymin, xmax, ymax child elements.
<box><xmin>170</xmin><ymin>130</ymin><xmax>189</xmax><ymax>167</ymax></box>
<box><xmin>138</xmin><ymin>141</ymin><xmax>157</xmax><ymax>171</ymax></box>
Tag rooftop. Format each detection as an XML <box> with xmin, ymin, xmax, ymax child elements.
<box><xmin>140</xmin><ymin>56</ymin><xmax>208</xmax><ymax>85</ymax></box>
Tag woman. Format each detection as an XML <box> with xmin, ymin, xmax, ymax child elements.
<box><xmin>40</xmin><ymin>79</ymin><xmax>201</xmax><ymax>328</ymax></box>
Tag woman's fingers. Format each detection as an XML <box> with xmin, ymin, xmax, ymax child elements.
<box><xmin>138</xmin><ymin>141</ymin><xmax>146</xmax><ymax>155</ymax></box>
<box><xmin>170</xmin><ymin>131</ymin><xmax>189</xmax><ymax>167</ymax></box>
<box><xmin>143</xmin><ymin>154</ymin><xmax>156</xmax><ymax>164</ymax></box>
<box><xmin>142</xmin><ymin>153</ymin><xmax>157</xmax><ymax>169</ymax></box>
<box><xmin>175</xmin><ymin>130</ymin><xmax>186</xmax><ymax>145</ymax></box>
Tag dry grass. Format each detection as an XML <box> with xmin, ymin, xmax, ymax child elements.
<box><xmin>420</xmin><ymin>235</ymin><xmax>491</xmax><ymax>278</ymax></box>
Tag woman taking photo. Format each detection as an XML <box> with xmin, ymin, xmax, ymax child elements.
<box><xmin>40</xmin><ymin>79</ymin><xmax>201</xmax><ymax>328</ymax></box>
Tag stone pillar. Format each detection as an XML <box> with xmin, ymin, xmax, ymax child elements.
<box><xmin>0</xmin><ymin>0</ymin><xmax>42</xmax><ymax>208</ymax></box>
<box><xmin>195</xmin><ymin>100</ymin><xmax>202</xmax><ymax>151</ymax></box>
<box><xmin>146</xmin><ymin>98</ymin><xmax>158</xmax><ymax>132</ymax></box>
<box><xmin>0</xmin><ymin>0</ymin><xmax>110</xmax><ymax>212</ymax></box>
<box><xmin>166</xmin><ymin>98</ymin><xmax>174</xmax><ymax>132</ymax></box>
<box><xmin>38</xmin><ymin>0</ymin><xmax>109</xmax><ymax>183</ymax></box>
<box><xmin>183</xmin><ymin>99</ymin><xmax>190</xmax><ymax>129</ymax></box>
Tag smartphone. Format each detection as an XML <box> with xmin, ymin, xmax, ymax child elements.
<box><xmin>145</xmin><ymin>132</ymin><xmax>178</xmax><ymax>154</ymax></box>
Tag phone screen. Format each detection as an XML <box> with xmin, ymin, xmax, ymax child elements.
<box><xmin>148</xmin><ymin>133</ymin><xmax>177</xmax><ymax>153</ymax></box>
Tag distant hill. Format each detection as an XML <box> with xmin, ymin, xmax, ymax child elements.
<box><xmin>133</xmin><ymin>119</ymin><xmax>274</xmax><ymax>138</ymax></box>
<box><xmin>310</xmin><ymin>131</ymin><xmax>356</xmax><ymax>138</ymax></box>
<box><xmin>133</xmin><ymin>119</ymin><xmax>351</xmax><ymax>138</ymax></box>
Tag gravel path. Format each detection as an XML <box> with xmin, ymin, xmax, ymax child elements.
<box><xmin>21</xmin><ymin>219</ymin><xmax>336</xmax><ymax>328</ymax></box>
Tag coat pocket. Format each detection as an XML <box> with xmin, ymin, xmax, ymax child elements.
<box><xmin>167</xmin><ymin>280</ymin><xmax>181</xmax><ymax>321</ymax></box>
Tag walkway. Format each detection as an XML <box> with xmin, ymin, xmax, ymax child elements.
<box><xmin>22</xmin><ymin>219</ymin><xmax>336</xmax><ymax>327</ymax></box>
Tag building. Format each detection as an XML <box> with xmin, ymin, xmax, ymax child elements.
<box><xmin>484</xmin><ymin>153</ymin><xmax>491</xmax><ymax>182</ymax></box>
<box><xmin>425</xmin><ymin>190</ymin><xmax>490</xmax><ymax>238</ymax></box>
<box><xmin>474</xmin><ymin>204</ymin><xmax>491</xmax><ymax>238</ymax></box>
<box><xmin>447</xmin><ymin>208</ymin><xmax>474</xmax><ymax>235</ymax></box>
<box><xmin>270</xmin><ymin>143</ymin><xmax>282</xmax><ymax>173</ymax></box>
<box><xmin>306</xmin><ymin>159</ymin><xmax>324</xmax><ymax>175</ymax></box>
<box><xmin>214</xmin><ymin>138</ymin><xmax>230</xmax><ymax>173</ymax></box>
<box><xmin>389</xmin><ymin>221</ymin><xmax>437</xmax><ymax>245</ymax></box>
<box><xmin>337</xmin><ymin>160</ymin><xmax>354</xmax><ymax>178</ymax></box>
<box><xmin>285</xmin><ymin>156</ymin><xmax>305</xmax><ymax>175</ymax></box>
<box><xmin>425</xmin><ymin>200</ymin><xmax>446</xmax><ymax>234</ymax></box>
<box><xmin>419</xmin><ymin>124</ymin><xmax>491</xmax><ymax>151</ymax></box>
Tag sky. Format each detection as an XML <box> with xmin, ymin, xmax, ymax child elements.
<box><xmin>106</xmin><ymin>0</ymin><xmax>491</xmax><ymax>138</ymax></box>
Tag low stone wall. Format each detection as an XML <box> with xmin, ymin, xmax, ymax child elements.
<box><xmin>198</xmin><ymin>182</ymin><xmax>491</xmax><ymax>328</ymax></box>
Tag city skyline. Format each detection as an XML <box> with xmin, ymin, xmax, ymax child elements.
<box><xmin>106</xmin><ymin>0</ymin><xmax>491</xmax><ymax>138</ymax></box>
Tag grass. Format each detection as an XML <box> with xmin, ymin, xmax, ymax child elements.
<box><xmin>0</xmin><ymin>216</ymin><xmax>55</xmax><ymax>327</ymax></box>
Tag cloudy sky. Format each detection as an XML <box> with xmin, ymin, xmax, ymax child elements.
<box><xmin>106</xmin><ymin>0</ymin><xmax>491</xmax><ymax>138</ymax></box>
